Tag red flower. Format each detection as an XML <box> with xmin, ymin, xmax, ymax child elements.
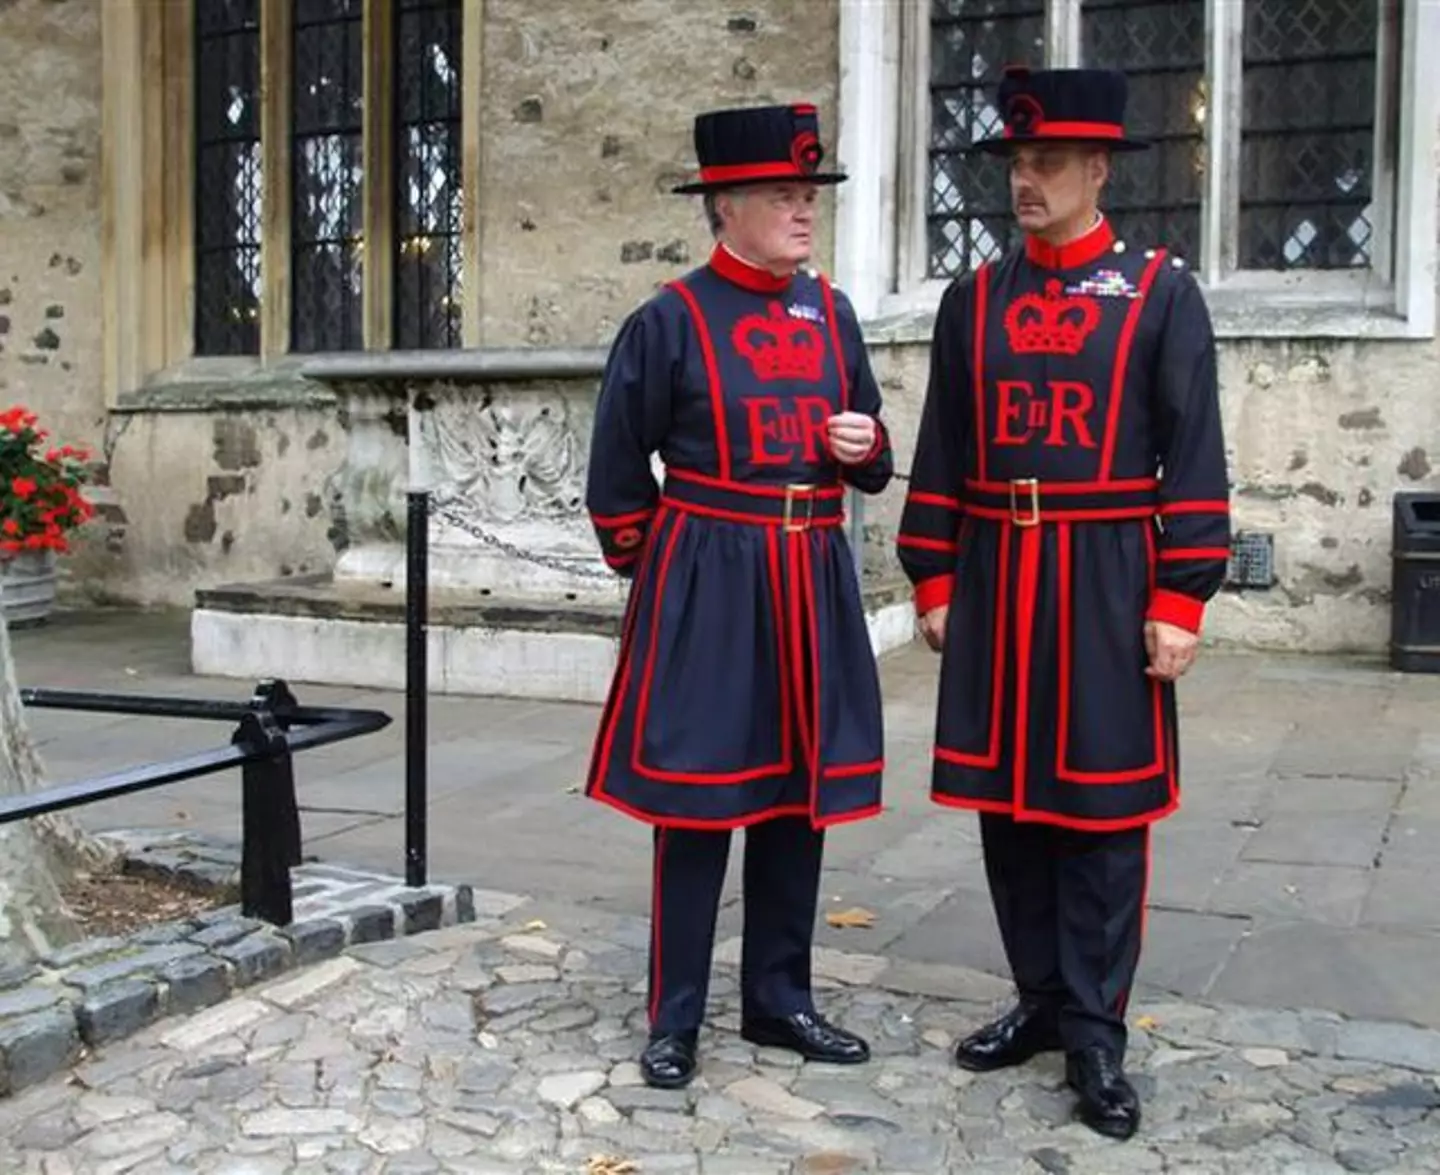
<box><xmin>11</xmin><ymin>476</ymin><xmax>36</xmax><ymax>499</ymax></box>
<box><xmin>3</xmin><ymin>519</ymin><xmax>20</xmax><ymax>536</ymax></box>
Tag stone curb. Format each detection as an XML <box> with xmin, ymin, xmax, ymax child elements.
<box><xmin>0</xmin><ymin>830</ymin><xmax>476</xmax><ymax>1100</ymax></box>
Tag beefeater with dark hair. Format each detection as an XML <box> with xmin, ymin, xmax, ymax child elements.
<box><xmin>897</xmin><ymin>66</ymin><xmax>1231</xmax><ymax>1140</ymax></box>
<box><xmin>584</xmin><ymin>102</ymin><xmax>893</xmax><ymax>1090</ymax></box>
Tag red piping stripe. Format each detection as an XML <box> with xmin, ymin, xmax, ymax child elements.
<box><xmin>972</xmin><ymin>264</ymin><xmax>991</xmax><ymax>483</ymax></box>
<box><xmin>1098</xmin><ymin>250</ymin><xmax>1166</xmax><ymax>481</ymax></box>
<box><xmin>818</xmin><ymin>276</ymin><xmax>850</xmax><ymax>413</ymax></box>
<box><xmin>667</xmin><ymin>281</ymin><xmax>732</xmax><ymax>482</ymax></box>
<box><xmin>934</xmin><ymin>521</ymin><xmax>1009</xmax><ymax>770</ymax></box>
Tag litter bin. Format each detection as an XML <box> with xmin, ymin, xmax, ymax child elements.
<box><xmin>1390</xmin><ymin>491</ymin><xmax>1440</xmax><ymax>672</ymax></box>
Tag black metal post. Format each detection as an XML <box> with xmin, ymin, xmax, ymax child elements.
<box><xmin>233</xmin><ymin>707</ymin><xmax>298</xmax><ymax>926</ymax></box>
<box><xmin>405</xmin><ymin>489</ymin><xmax>429</xmax><ymax>888</ymax></box>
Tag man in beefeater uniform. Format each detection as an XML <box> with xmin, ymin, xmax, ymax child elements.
<box><xmin>897</xmin><ymin>67</ymin><xmax>1230</xmax><ymax>1140</ymax></box>
<box><xmin>584</xmin><ymin>103</ymin><xmax>893</xmax><ymax>1090</ymax></box>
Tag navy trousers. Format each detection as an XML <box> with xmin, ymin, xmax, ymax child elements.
<box><xmin>647</xmin><ymin>816</ymin><xmax>824</xmax><ymax>1035</ymax></box>
<box><xmin>980</xmin><ymin>813</ymin><xmax>1150</xmax><ymax>1055</ymax></box>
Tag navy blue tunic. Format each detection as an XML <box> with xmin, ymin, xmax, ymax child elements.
<box><xmin>584</xmin><ymin>246</ymin><xmax>894</xmax><ymax>830</ymax></box>
<box><xmin>898</xmin><ymin>218</ymin><xmax>1231</xmax><ymax>831</ymax></box>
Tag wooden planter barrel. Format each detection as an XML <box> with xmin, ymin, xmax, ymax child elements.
<box><xmin>0</xmin><ymin>549</ymin><xmax>57</xmax><ymax>627</ymax></box>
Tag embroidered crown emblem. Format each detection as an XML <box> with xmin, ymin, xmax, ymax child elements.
<box><xmin>732</xmin><ymin>301</ymin><xmax>825</xmax><ymax>382</ymax></box>
<box><xmin>1003</xmin><ymin>279</ymin><xmax>1102</xmax><ymax>356</ymax></box>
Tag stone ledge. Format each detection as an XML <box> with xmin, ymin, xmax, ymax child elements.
<box><xmin>0</xmin><ymin>830</ymin><xmax>478</xmax><ymax>1100</ymax></box>
<box><xmin>300</xmin><ymin>346</ymin><xmax>610</xmax><ymax>384</ymax></box>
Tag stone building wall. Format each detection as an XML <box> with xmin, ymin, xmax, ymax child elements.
<box><xmin>0</xmin><ymin>0</ymin><xmax>108</xmax><ymax>581</ymax></box>
<box><xmin>0</xmin><ymin>0</ymin><xmax>1437</xmax><ymax>656</ymax></box>
<box><xmin>475</xmin><ymin>0</ymin><xmax>839</xmax><ymax>347</ymax></box>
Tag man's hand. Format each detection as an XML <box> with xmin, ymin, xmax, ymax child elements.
<box><xmin>919</xmin><ymin>606</ymin><xmax>948</xmax><ymax>653</ymax></box>
<box><xmin>1144</xmin><ymin>619</ymin><xmax>1199</xmax><ymax>681</ymax></box>
<box><xmin>827</xmin><ymin>412</ymin><xmax>877</xmax><ymax>465</ymax></box>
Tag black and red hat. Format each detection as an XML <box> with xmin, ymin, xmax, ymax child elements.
<box><xmin>970</xmin><ymin>67</ymin><xmax>1149</xmax><ymax>154</ymax></box>
<box><xmin>671</xmin><ymin>103</ymin><xmax>847</xmax><ymax>195</ymax></box>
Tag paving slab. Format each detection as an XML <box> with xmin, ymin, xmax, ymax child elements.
<box><xmin>0</xmin><ymin>896</ymin><xmax>1436</xmax><ymax>1172</ymax></box>
<box><xmin>13</xmin><ymin>607</ymin><xmax>1440</xmax><ymax>1030</ymax></box>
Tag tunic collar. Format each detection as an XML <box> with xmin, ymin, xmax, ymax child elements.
<box><xmin>1024</xmin><ymin>215</ymin><xmax>1115</xmax><ymax>271</ymax></box>
<box><xmin>708</xmin><ymin>243</ymin><xmax>794</xmax><ymax>294</ymax></box>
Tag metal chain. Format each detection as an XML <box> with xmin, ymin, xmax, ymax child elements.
<box><xmin>427</xmin><ymin>494</ymin><xmax>616</xmax><ymax>581</ymax></box>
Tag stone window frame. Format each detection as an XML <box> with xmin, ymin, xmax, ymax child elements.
<box><xmin>99</xmin><ymin>0</ymin><xmax>485</xmax><ymax>406</ymax></box>
<box><xmin>834</xmin><ymin>0</ymin><xmax>1439</xmax><ymax>341</ymax></box>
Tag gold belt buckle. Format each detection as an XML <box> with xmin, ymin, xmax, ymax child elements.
<box><xmin>783</xmin><ymin>483</ymin><xmax>816</xmax><ymax>532</ymax></box>
<box><xmin>1010</xmin><ymin>477</ymin><xmax>1040</xmax><ymax>528</ymax></box>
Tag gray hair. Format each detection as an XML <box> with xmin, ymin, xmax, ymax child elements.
<box><xmin>703</xmin><ymin>189</ymin><xmax>745</xmax><ymax>238</ymax></box>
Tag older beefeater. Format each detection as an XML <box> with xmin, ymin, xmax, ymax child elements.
<box><xmin>585</xmin><ymin>103</ymin><xmax>893</xmax><ymax>1090</ymax></box>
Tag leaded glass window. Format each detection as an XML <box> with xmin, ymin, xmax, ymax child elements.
<box><xmin>194</xmin><ymin>0</ymin><xmax>263</xmax><ymax>356</ymax></box>
<box><xmin>394</xmin><ymin>0</ymin><xmax>464</xmax><ymax>350</ymax></box>
<box><xmin>1239</xmin><ymin>0</ymin><xmax>1379</xmax><ymax>269</ymax></box>
<box><xmin>927</xmin><ymin>0</ymin><xmax>1044</xmax><ymax>278</ymax></box>
<box><xmin>291</xmin><ymin>0</ymin><xmax>366</xmax><ymax>353</ymax></box>
<box><xmin>1080</xmin><ymin>0</ymin><xmax>1205</xmax><ymax>261</ymax></box>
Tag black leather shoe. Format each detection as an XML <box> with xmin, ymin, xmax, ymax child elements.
<box><xmin>1066</xmin><ymin>1045</ymin><xmax>1141</xmax><ymax>1140</ymax></box>
<box><xmin>640</xmin><ymin>1031</ymin><xmax>698</xmax><ymax>1089</ymax></box>
<box><xmin>954</xmin><ymin>1002</ymin><xmax>1062</xmax><ymax>1072</ymax></box>
<box><xmin>741</xmin><ymin>1010</ymin><xmax>870</xmax><ymax>1064</ymax></box>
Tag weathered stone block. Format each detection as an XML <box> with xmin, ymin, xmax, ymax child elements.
<box><xmin>77</xmin><ymin>979</ymin><xmax>161</xmax><ymax>1047</ymax></box>
<box><xmin>280</xmin><ymin>918</ymin><xmax>347</xmax><ymax>966</ymax></box>
<box><xmin>400</xmin><ymin>891</ymin><xmax>444</xmax><ymax>935</ymax></box>
<box><xmin>190</xmin><ymin>916</ymin><xmax>264</xmax><ymax>950</ymax></box>
<box><xmin>0</xmin><ymin>1007</ymin><xmax>82</xmax><ymax>1096</ymax></box>
<box><xmin>159</xmin><ymin>954</ymin><xmax>233</xmax><ymax>1016</ymax></box>
<box><xmin>217</xmin><ymin>933</ymin><xmax>292</xmax><ymax>987</ymax></box>
<box><xmin>62</xmin><ymin>943</ymin><xmax>207</xmax><ymax>993</ymax></box>
<box><xmin>349</xmin><ymin>905</ymin><xmax>396</xmax><ymax>945</ymax></box>
<box><xmin>455</xmin><ymin>885</ymin><xmax>476</xmax><ymax>924</ymax></box>
<box><xmin>0</xmin><ymin>984</ymin><xmax>67</xmax><ymax>1021</ymax></box>
<box><xmin>41</xmin><ymin>935</ymin><xmax>129</xmax><ymax>970</ymax></box>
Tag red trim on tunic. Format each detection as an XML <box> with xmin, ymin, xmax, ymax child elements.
<box><xmin>907</xmin><ymin>490</ymin><xmax>963</xmax><ymax>510</ymax></box>
<box><xmin>898</xmin><ymin>535</ymin><xmax>959</xmax><ymax>554</ymax></box>
<box><xmin>648</xmin><ymin>829</ymin><xmax>665</xmax><ymax>1025</ymax></box>
<box><xmin>1159</xmin><ymin>500</ymin><xmax>1230</xmax><ymax>516</ymax></box>
<box><xmin>708</xmin><ymin>244</ymin><xmax>793</xmax><ymax>293</ymax></box>
<box><xmin>1098</xmin><ymin>249</ymin><xmax>1167</xmax><ymax>480</ymax></box>
<box><xmin>604</xmin><ymin>551</ymin><xmax>639</xmax><ymax>571</ymax></box>
<box><xmin>935</xmin><ymin>522</ymin><xmax>1010</xmax><ymax>769</ymax></box>
<box><xmin>667</xmin><ymin>280</ymin><xmax>732</xmax><ymax>481</ymax></box>
<box><xmin>972</xmin><ymin>263</ymin><xmax>992</xmax><ymax>482</ymax></box>
<box><xmin>1147</xmin><ymin>587</ymin><xmax>1205</xmax><ymax>633</ymax></box>
<box><xmin>630</xmin><ymin>514</ymin><xmax>792</xmax><ymax>786</ymax></box>
<box><xmin>591</xmin><ymin>507</ymin><xmax>656</xmax><ymax>528</ymax></box>
<box><xmin>588</xmin><ymin>505</ymin><xmax>671</xmax><ymax>800</ymax></box>
<box><xmin>1159</xmin><ymin>547</ymin><xmax>1230</xmax><ymax>561</ymax></box>
<box><xmin>1010</xmin><ymin>525</ymin><xmax>1042</xmax><ymax>810</ymax></box>
<box><xmin>913</xmin><ymin>573</ymin><xmax>954</xmax><ymax>617</ymax></box>
<box><xmin>1024</xmin><ymin>217</ymin><xmax>1116</xmax><ymax>270</ymax></box>
<box><xmin>1054</xmin><ymin>520</ymin><xmax>1164</xmax><ymax>784</ymax></box>
<box><xmin>818</xmin><ymin>276</ymin><xmax>850</xmax><ymax>413</ymax></box>
<box><xmin>932</xmin><ymin>788</ymin><xmax>1179</xmax><ymax>832</ymax></box>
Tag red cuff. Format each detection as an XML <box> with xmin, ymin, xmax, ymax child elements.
<box><xmin>914</xmin><ymin>574</ymin><xmax>954</xmax><ymax>616</ymax></box>
<box><xmin>1146</xmin><ymin>588</ymin><xmax>1205</xmax><ymax>634</ymax></box>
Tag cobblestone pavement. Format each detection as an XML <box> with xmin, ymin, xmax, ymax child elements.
<box><xmin>2</xmin><ymin>896</ymin><xmax>1438</xmax><ymax>1175</ymax></box>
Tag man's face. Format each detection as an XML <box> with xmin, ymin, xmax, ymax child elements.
<box><xmin>720</xmin><ymin>182</ymin><xmax>819</xmax><ymax>268</ymax></box>
<box><xmin>1008</xmin><ymin>144</ymin><xmax>1109</xmax><ymax>235</ymax></box>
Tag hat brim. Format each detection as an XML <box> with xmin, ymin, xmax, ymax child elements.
<box><xmin>671</xmin><ymin>170</ymin><xmax>848</xmax><ymax>195</ymax></box>
<box><xmin>967</xmin><ymin>134</ymin><xmax>1150</xmax><ymax>156</ymax></box>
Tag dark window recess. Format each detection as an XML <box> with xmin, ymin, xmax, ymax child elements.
<box><xmin>1080</xmin><ymin>0</ymin><xmax>1205</xmax><ymax>262</ymax></box>
<box><xmin>291</xmin><ymin>0</ymin><xmax>366</xmax><ymax>353</ymax></box>
<box><xmin>1239</xmin><ymin>0</ymin><xmax>1380</xmax><ymax>269</ymax></box>
<box><xmin>926</xmin><ymin>0</ymin><xmax>1044</xmax><ymax>279</ymax></box>
<box><xmin>394</xmin><ymin>0</ymin><xmax>464</xmax><ymax>350</ymax></box>
<box><xmin>194</xmin><ymin>0</ymin><xmax>263</xmax><ymax>356</ymax></box>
